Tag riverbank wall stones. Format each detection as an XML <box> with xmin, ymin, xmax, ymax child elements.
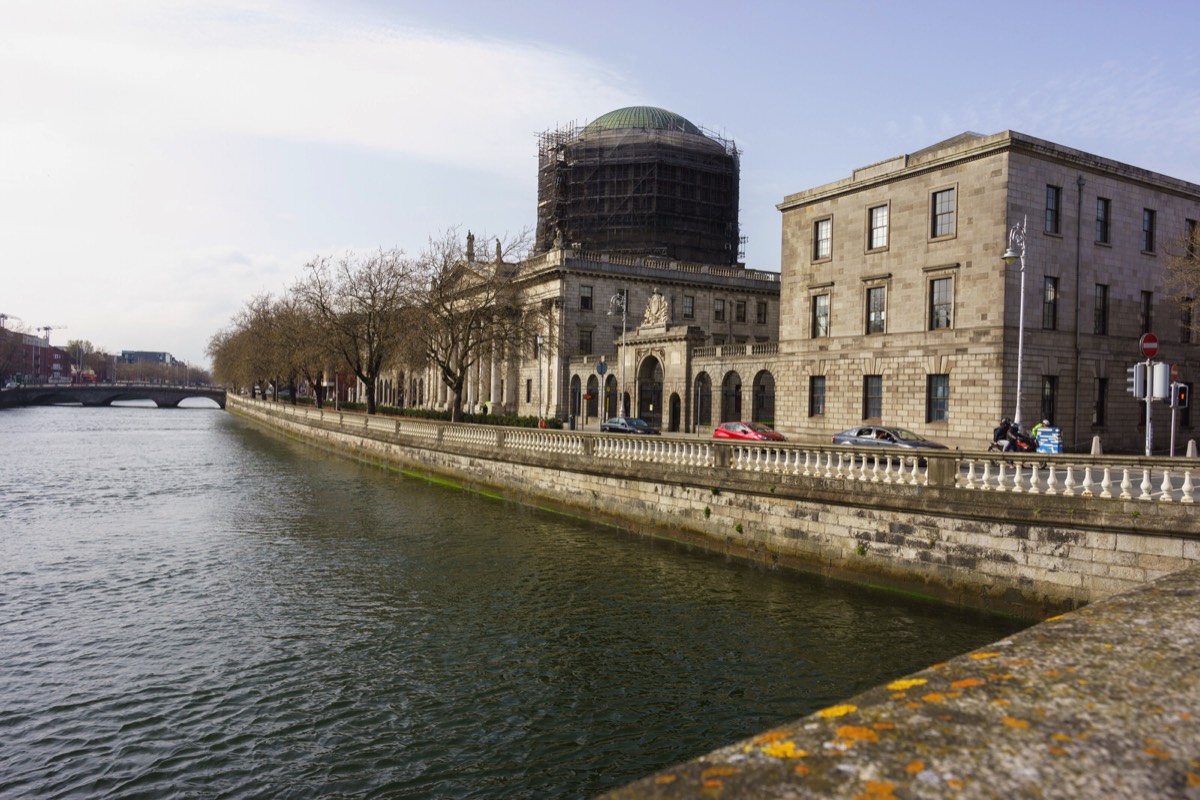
<box><xmin>228</xmin><ymin>397</ymin><xmax>1200</xmax><ymax>618</ymax></box>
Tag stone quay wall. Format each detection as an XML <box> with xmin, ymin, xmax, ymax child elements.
<box><xmin>227</xmin><ymin>396</ymin><xmax>1200</xmax><ymax>617</ymax></box>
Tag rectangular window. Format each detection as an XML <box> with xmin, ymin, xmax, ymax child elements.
<box><xmin>866</xmin><ymin>286</ymin><xmax>886</xmax><ymax>334</ymax></box>
<box><xmin>1045</xmin><ymin>185</ymin><xmax>1062</xmax><ymax>234</ymax></box>
<box><xmin>1093</xmin><ymin>378</ymin><xmax>1107</xmax><ymax>427</ymax></box>
<box><xmin>525</xmin><ymin>379</ymin><xmax>532</xmax><ymax>403</ymax></box>
<box><xmin>811</xmin><ymin>294</ymin><xmax>830</xmax><ymax>338</ymax></box>
<box><xmin>1094</xmin><ymin>284</ymin><xmax>1109</xmax><ymax>335</ymax></box>
<box><xmin>926</xmin><ymin>374</ymin><xmax>949</xmax><ymax>423</ymax></box>
<box><xmin>809</xmin><ymin>375</ymin><xmax>826</xmax><ymax>417</ymax></box>
<box><xmin>580</xmin><ymin>285</ymin><xmax>593</xmax><ymax>310</ymax></box>
<box><xmin>1042</xmin><ymin>276</ymin><xmax>1059</xmax><ymax>330</ymax></box>
<box><xmin>683</xmin><ymin>295</ymin><xmax>694</xmax><ymax>319</ymax></box>
<box><xmin>929</xmin><ymin>277</ymin><xmax>952</xmax><ymax>330</ymax></box>
<box><xmin>1142</xmin><ymin>208</ymin><xmax>1157</xmax><ymax>253</ymax></box>
<box><xmin>863</xmin><ymin>375</ymin><xmax>883</xmax><ymax>420</ymax></box>
<box><xmin>1041</xmin><ymin>376</ymin><xmax>1057</xmax><ymax>426</ymax></box>
<box><xmin>931</xmin><ymin>188</ymin><xmax>956</xmax><ymax>238</ymax></box>
<box><xmin>1182</xmin><ymin>298</ymin><xmax>1193</xmax><ymax>344</ymax></box>
<box><xmin>868</xmin><ymin>204</ymin><xmax>889</xmax><ymax>250</ymax></box>
<box><xmin>813</xmin><ymin>218</ymin><xmax>832</xmax><ymax>260</ymax></box>
<box><xmin>714</xmin><ymin>299</ymin><xmax>725</xmax><ymax>322</ymax></box>
<box><xmin>1188</xmin><ymin>219</ymin><xmax>1199</xmax><ymax>259</ymax></box>
<box><xmin>1141</xmin><ymin>290</ymin><xmax>1154</xmax><ymax>335</ymax></box>
<box><xmin>735</xmin><ymin>300</ymin><xmax>746</xmax><ymax>323</ymax></box>
<box><xmin>578</xmin><ymin>329</ymin><xmax>592</xmax><ymax>354</ymax></box>
<box><xmin>756</xmin><ymin>301</ymin><xmax>768</xmax><ymax>325</ymax></box>
<box><xmin>1095</xmin><ymin>197</ymin><xmax>1111</xmax><ymax>244</ymax></box>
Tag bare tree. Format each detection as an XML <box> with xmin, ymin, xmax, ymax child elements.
<box><xmin>295</xmin><ymin>249</ymin><xmax>418</xmax><ymax>414</ymax></box>
<box><xmin>1163</xmin><ymin>226</ymin><xmax>1200</xmax><ymax>341</ymax></box>
<box><xmin>415</xmin><ymin>228</ymin><xmax>533</xmax><ymax>422</ymax></box>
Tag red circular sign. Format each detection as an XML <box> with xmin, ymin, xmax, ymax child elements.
<box><xmin>1140</xmin><ymin>333</ymin><xmax>1159</xmax><ymax>358</ymax></box>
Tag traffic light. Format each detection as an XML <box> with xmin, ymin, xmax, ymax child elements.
<box><xmin>1175</xmin><ymin>382</ymin><xmax>1189</xmax><ymax>409</ymax></box>
<box><xmin>1127</xmin><ymin>363</ymin><xmax>1146</xmax><ymax>399</ymax></box>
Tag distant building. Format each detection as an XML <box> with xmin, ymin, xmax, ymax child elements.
<box><xmin>120</xmin><ymin>350</ymin><xmax>177</xmax><ymax>365</ymax></box>
<box><xmin>773</xmin><ymin>130</ymin><xmax>1200</xmax><ymax>452</ymax></box>
<box><xmin>536</xmin><ymin>106</ymin><xmax>742</xmax><ymax>266</ymax></box>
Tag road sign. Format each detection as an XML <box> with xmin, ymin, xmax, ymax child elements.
<box><xmin>596</xmin><ymin>362</ymin><xmax>607</xmax><ymax>375</ymax></box>
<box><xmin>1139</xmin><ymin>332</ymin><xmax>1159</xmax><ymax>359</ymax></box>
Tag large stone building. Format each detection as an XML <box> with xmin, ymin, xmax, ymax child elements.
<box><xmin>774</xmin><ymin>130</ymin><xmax>1200</xmax><ymax>452</ymax></box>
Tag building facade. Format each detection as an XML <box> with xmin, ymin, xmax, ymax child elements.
<box><xmin>774</xmin><ymin>130</ymin><xmax>1200</xmax><ymax>452</ymax></box>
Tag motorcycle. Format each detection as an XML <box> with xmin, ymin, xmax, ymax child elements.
<box><xmin>988</xmin><ymin>428</ymin><xmax>1036</xmax><ymax>454</ymax></box>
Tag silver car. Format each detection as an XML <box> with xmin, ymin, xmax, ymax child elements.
<box><xmin>831</xmin><ymin>426</ymin><xmax>947</xmax><ymax>450</ymax></box>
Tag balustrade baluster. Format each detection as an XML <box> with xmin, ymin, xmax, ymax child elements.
<box><xmin>1182</xmin><ymin>470</ymin><xmax>1195</xmax><ymax>504</ymax></box>
<box><xmin>823</xmin><ymin>451</ymin><xmax>834</xmax><ymax>479</ymax></box>
<box><xmin>1027</xmin><ymin>464</ymin><xmax>1041</xmax><ymax>495</ymax></box>
<box><xmin>1139</xmin><ymin>468</ymin><xmax>1153</xmax><ymax>500</ymax></box>
<box><xmin>979</xmin><ymin>459</ymin><xmax>991</xmax><ymax>490</ymax></box>
<box><xmin>883</xmin><ymin>456</ymin><xmax>894</xmax><ymax>484</ymax></box>
<box><xmin>1045</xmin><ymin>464</ymin><xmax>1058</xmax><ymax>495</ymax></box>
<box><xmin>1061</xmin><ymin>464</ymin><xmax>1074</xmax><ymax>496</ymax></box>
<box><xmin>996</xmin><ymin>462</ymin><xmax>1008</xmax><ymax>492</ymax></box>
<box><xmin>1099</xmin><ymin>467</ymin><xmax>1112</xmax><ymax>498</ymax></box>
<box><xmin>1159</xmin><ymin>468</ymin><xmax>1174</xmax><ymax>502</ymax></box>
<box><xmin>1119</xmin><ymin>468</ymin><xmax>1132</xmax><ymax>500</ymax></box>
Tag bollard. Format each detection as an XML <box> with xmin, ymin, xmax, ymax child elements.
<box><xmin>1091</xmin><ymin>435</ymin><xmax>1103</xmax><ymax>456</ymax></box>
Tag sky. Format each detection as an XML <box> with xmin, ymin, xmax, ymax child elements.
<box><xmin>4</xmin><ymin>0</ymin><xmax>1200</xmax><ymax>366</ymax></box>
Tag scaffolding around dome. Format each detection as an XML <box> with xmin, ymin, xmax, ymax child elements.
<box><xmin>535</xmin><ymin>107</ymin><xmax>744</xmax><ymax>266</ymax></box>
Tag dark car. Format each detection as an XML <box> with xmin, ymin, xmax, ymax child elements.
<box><xmin>831</xmin><ymin>426</ymin><xmax>947</xmax><ymax>450</ymax></box>
<box><xmin>713</xmin><ymin>421</ymin><xmax>786</xmax><ymax>442</ymax></box>
<box><xmin>600</xmin><ymin>416</ymin><xmax>660</xmax><ymax>435</ymax></box>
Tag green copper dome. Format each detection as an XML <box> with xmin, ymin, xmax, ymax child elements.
<box><xmin>583</xmin><ymin>106</ymin><xmax>704</xmax><ymax>136</ymax></box>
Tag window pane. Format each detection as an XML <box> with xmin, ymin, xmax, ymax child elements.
<box><xmin>813</xmin><ymin>218</ymin><xmax>831</xmax><ymax>260</ymax></box>
<box><xmin>929</xmin><ymin>277</ymin><xmax>952</xmax><ymax>330</ymax></box>
<box><xmin>1094</xmin><ymin>284</ymin><xmax>1108</xmax><ymax>335</ymax></box>
<box><xmin>932</xmin><ymin>189</ymin><xmax>956</xmax><ymax>237</ymax></box>
<box><xmin>1045</xmin><ymin>186</ymin><xmax>1061</xmax><ymax>234</ymax></box>
<box><xmin>1042</xmin><ymin>276</ymin><xmax>1058</xmax><ymax>330</ymax></box>
<box><xmin>863</xmin><ymin>375</ymin><xmax>883</xmax><ymax>420</ymax></box>
<box><xmin>869</xmin><ymin>205</ymin><xmax>889</xmax><ymax>249</ymax></box>
<box><xmin>809</xmin><ymin>375</ymin><xmax>826</xmax><ymax>417</ymax></box>
<box><xmin>1096</xmin><ymin>198</ymin><xmax>1110</xmax><ymax>243</ymax></box>
<box><xmin>811</xmin><ymin>294</ymin><xmax>830</xmax><ymax>338</ymax></box>
<box><xmin>926</xmin><ymin>374</ymin><xmax>949</xmax><ymax>422</ymax></box>
<box><xmin>1143</xmin><ymin>208</ymin><xmax>1156</xmax><ymax>252</ymax></box>
<box><xmin>866</xmin><ymin>286</ymin><xmax>886</xmax><ymax>334</ymax></box>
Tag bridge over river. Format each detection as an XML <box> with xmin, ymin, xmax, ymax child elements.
<box><xmin>0</xmin><ymin>384</ymin><xmax>226</xmax><ymax>409</ymax></box>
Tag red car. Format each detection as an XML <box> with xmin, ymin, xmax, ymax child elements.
<box><xmin>712</xmin><ymin>421</ymin><xmax>786</xmax><ymax>442</ymax></box>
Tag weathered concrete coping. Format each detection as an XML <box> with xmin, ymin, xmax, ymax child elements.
<box><xmin>600</xmin><ymin>565</ymin><xmax>1200</xmax><ymax>799</ymax></box>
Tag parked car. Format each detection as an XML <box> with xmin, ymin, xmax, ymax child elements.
<box><xmin>600</xmin><ymin>416</ymin><xmax>660</xmax><ymax>435</ymax></box>
<box><xmin>713</xmin><ymin>421</ymin><xmax>786</xmax><ymax>442</ymax></box>
<box><xmin>831</xmin><ymin>426</ymin><xmax>947</xmax><ymax>451</ymax></box>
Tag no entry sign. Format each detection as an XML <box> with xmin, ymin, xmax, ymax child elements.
<box><xmin>1140</xmin><ymin>332</ymin><xmax>1159</xmax><ymax>359</ymax></box>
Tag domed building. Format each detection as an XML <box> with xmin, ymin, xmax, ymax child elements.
<box><xmin>536</xmin><ymin>106</ymin><xmax>742</xmax><ymax>265</ymax></box>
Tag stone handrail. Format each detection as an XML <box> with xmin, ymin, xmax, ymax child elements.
<box><xmin>239</xmin><ymin>399</ymin><xmax>1197</xmax><ymax>505</ymax></box>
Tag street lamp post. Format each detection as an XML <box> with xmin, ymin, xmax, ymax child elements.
<box><xmin>535</xmin><ymin>334</ymin><xmax>544</xmax><ymax>421</ymax></box>
<box><xmin>1002</xmin><ymin>214</ymin><xmax>1028</xmax><ymax>430</ymax></box>
<box><xmin>608</xmin><ymin>292</ymin><xmax>627</xmax><ymax>417</ymax></box>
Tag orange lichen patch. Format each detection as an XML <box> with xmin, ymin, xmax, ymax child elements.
<box><xmin>855</xmin><ymin>780</ymin><xmax>898</xmax><ymax>799</ymax></box>
<box><xmin>921</xmin><ymin>692</ymin><xmax>947</xmax><ymax>703</ymax></box>
<box><xmin>969</xmin><ymin>652</ymin><xmax>1002</xmax><ymax>660</ymax></box>
<box><xmin>817</xmin><ymin>704</ymin><xmax>858</xmax><ymax>718</ymax></box>
<box><xmin>904</xmin><ymin>701</ymin><xmax>922</xmax><ymax>709</ymax></box>
<box><xmin>951</xmin><ymin>677</ymin><xmax>986</xmax><ymax>689</ymax></box>
<box><xmin>794</xmin><ymin>765</ymin><xmax>811</xmax><ymax>775</ymax></box>
<box><xmin>1002</xmin><ymin>716</ymin><xmax>1030</xmax><ymax>729</ymax></box>
<box><xmin>873</xmin><ymin>722</ymin><xmax>897</xmax><ymax>731</ymax></box>
<box><xmin>654</xmin><ymin>775</ymin><xmax>678</xmax><ymax>785</ymax></box>
<box><xmin>701</xmin><ymin>766</ymin><xmax>738</xmax><ymax>779</ymax></box>
<box><xmin>929</xmin><ymin>662</ymin><xmax>949</xmax><ymax>670</ymax></box>
<box><xmin>1007</xmin><ymin>658</ymin><xmax>1033</xmax><ymax>666</ymax></box>
<box><xmin>1045</xmin><ymin>614</ymin><xmax>1066</xmax><ymax>621</ymax></box>
<box><xmin>905</xmin><ymin>759</ymin><xmax>925</xmax><ymax>774</ymax></box>
<box><xmin>946</xmin><ymin>779</ymin><xmax>965</xmax><ymax>789</ymax></box>
<box><xmin>703</xmin><ymin>779</ymin><xmax>722</xmax><ymax>788</ymax></box>
<box><xmin>992</xmin><ymin>698</ymin><xmax>1012</xmax><ymax>706</ymax></box>
<box><xmin>890</xmin><ymin>692</ymin><xmax>907</xmax><ymax>700</ymax></box>
<box><xmin>1044</xmin><ymin>670</ymin><xmax>1060</xmax><ymax>677</ymax></box>
<box><xmin>1051</xmin><ymin>733</ymin><xmax>1073</xmax><ymax>742</ymax></box>
<box><xmin>1048</xmin><ymin>746</ymin><xmax>1068</xmax><ymax>756</ymax></box>
<box><xmin>1183</xmin><ymin>713</ymin><xmax>1194</xmax><ymax>721</ymax></box>
<box><xmin>836</xmin><ymin>725</ymin><xmax>880</xmax><ymax>743</ymax></box>
<box><xmin>762</xmin><ymin>741</ymin><xmax>807</xmax><ymax>759</ymax></box>
<box><xmin>1144</xmin><ymin>740</ymin><xmax>1171</xmax><ymax>759</ymax></box>
<box><xmin>887</xmin><ymin>678</ymin><xmax>928</xmax><ymax>691</ymax></box>
<box><xmin>751</xmin><ymin>730</ymin><xmax>791</xmax><ymax>744</ymax></box>
<box><xmin>1187</xmin><ymin>772</ymin><xmax>1200</xmax><ymax>788</ymax></box>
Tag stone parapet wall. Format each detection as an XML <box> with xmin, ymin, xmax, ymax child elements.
<box><xmin>228</xmin><ymin>397</ymin><xmax>1200</xmax><ymax>617</ymax></box>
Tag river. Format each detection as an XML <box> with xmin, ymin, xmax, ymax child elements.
<box><xmin>0</xmin><ymin>403</ymin><xmax>1026</xmax><ymax>798</ymax></box>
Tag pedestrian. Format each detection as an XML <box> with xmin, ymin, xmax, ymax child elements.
<box><xmin>993</xmin><ymin>417</ymin><xmax>1012</xmax><ymax>451</ymax></box>
<box><xmin>1032</xmin><ymin>418</ymin><xmax>1048</xmax><ymax>439</ymax></box>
